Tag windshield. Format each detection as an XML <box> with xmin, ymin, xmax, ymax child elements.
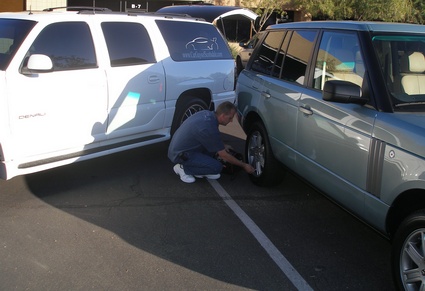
<box><xmin>372</xmin><ymin>34</ymin><xmax>425</xmax><ymax>111</ymax></box>
<box><xmin>0</xmin><ymin>19</ymin><xmax>36</xmax><ymax>70</ymax></box>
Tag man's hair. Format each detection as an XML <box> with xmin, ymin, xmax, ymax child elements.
<box><xmin>216</xmin><ymin>101</ymin><xmax>236</xmax><ymax>116</ymax></box>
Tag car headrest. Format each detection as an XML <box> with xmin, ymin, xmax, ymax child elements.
<box><xmin>408</xmin><ymin>52</ymin><xmax>425</xmax><ymax>73</ymax></box>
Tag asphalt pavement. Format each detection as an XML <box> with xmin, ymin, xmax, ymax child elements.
<box><xmin>0</xmin><ymin>121</ymin><xmax>395</xmax><ymax>290</ymax></box>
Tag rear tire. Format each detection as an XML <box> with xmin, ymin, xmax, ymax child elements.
<box><xmin>245</xmin><ymin>121</ymin><xmax>285</xmax><ymax>186</ymax></box>
<box><xmin>171</xmin><ymin>97</ymin><xmax>208</xmax><ymax>135</ymax></box>
<box><xmin>392</xmin><ymin>210</ymin><xmax>425</xmax><ymax>291</ymax></box>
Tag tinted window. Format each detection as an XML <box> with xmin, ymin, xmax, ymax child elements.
<box><xmin>246</xmin><ymin>32</ymin><xmax>263</xmax><ymax>49</ymax></box>
<box><xmin>313</xmin><ymin>31</ymin><xmax>363</xmax><ymax>90</ymax></box>
<box><xmin>27</xmin><ymin>22</ymin><xmax>96</xmax><ymax>71</ymax></box>
<box><xmin>271</xmin><ymin>31</ymin><xmax>289</xmax><ymax>78</ymax></box>
<box><xmin>156</xmin><ymin>20</ymin><xmax>233</xmax><ymax>61</ymax></box>
<box><xmin>102</xmin><ymin>22</ymin><xmax>156</xmax><ymax>67</ymax></box>
<box><xmin>0</xmin><ymin>19</ymin><xmax>36</xmax><ymax>70</ymax></box>
<box><xmin>281</xmin><ymin>30</ymin><xmax>317</xmax><ymax>84</ymax></box>
<box><xmin>251</xmin><ymin>30</ymin><xmax>285</xmax><ymax>75</ymax></box>
<box><xmin>372</xmin><ymin>34</ymin><xmax>425</xmax><ymax>111</ymax></box>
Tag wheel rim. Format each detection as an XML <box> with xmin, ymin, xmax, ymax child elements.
<box><xmin>180</xmin><ymin>104</ymin><xmax>205</xmax><ymax>124</ymax></box>
<box><xmin>247</xmin><ymin>130</ymin><xmax>265</xmax><ymax>177</ymax></box>
<box><xmin>400</xmin><ymin>228</ymin><xmax>425</xmax><ymax>290</ymax></box>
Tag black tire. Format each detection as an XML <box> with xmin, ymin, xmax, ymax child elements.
<box><xmin>236</xmin><ymin>56</ymin><xmax>244</xmax><ymax>76</ymax></box>
<box><xmin>392</xmin><ymin>210</ymin><xmax>425</xmax><ymax>291</ymax></box>
<box><xmin>171</xmin><ymin>97</ymin><xmax>208</xmax><ymax>135</ymax></box>
<box><xmin>245</xmin><ymin>121</ymin><xmax>285</xmax><ymax>186</ymax></box>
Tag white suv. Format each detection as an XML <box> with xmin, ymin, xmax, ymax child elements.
<box><xmin>0</xmin><ymin>8</ymin><xmax>235</xmax><ymax>179</ymax></box>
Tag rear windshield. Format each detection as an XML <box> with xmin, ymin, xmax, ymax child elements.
<box><xmin>0</xmin><ymin>19</ymin><xmax>36</xmax><ymax>70</ymax></box>
<box><xmin>156</xmin><ymin>20</ymin><xmax>233</xmax><ymax>61</ymax></box>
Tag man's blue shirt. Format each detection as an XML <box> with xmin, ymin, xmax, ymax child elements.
<box><xmin>168</xmin><ymin>110</ymin><xmax>225</xmax><ymax>163</ymax></box>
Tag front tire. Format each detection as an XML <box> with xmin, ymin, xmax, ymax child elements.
<box><xmin>392</xmin><ymin>210</ymin><xmax>425</xmax><ymax>291</ymax></box>
<box><xmin>245</xmin><ymin>121</ymin><xmax>285</xmax><ymax>186</ymax></box>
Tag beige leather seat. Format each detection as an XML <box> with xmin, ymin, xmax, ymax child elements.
<box><xmin>401</xmin><ymin>52</ymin><xmax>425</xmax><ymax>95</ymax></box>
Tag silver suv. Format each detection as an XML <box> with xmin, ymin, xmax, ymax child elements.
<box><xmin>0</xmin><ymin>8</ymin><xmax>235</xmax><ymax>179</ymax></box>
<box><xmin>236</xmin><ymin>21</ymin><xmax>425</xmax><ymax>290</ymax></box>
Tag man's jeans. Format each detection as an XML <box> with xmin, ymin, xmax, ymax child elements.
<box><xmin>179</xmin><ymin>152</ymin><xmax>222</xmax><ymax>175</ymax></box>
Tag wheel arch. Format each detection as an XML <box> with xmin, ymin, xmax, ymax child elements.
<box><xmin>241</xmin><ymin>110</ymin><xmax>264</xmax><ymax>134</ymax></box>
<box><xmin>386</xmin><ymin>188</ymin><xmax>425</xmax><ymax>240</ymax></box>
<box><xmin>175</xmin><ymin>88</ymin><xmax>213</xmax><ymax>112</ymax></box>
<box><xmin>170</xmin><ymin>89</ymin><xmax>212</xmax><ymax>135</ymax></box>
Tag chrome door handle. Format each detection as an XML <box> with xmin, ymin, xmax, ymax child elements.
<box><xmin>261</xmin><ymin>91</ymin><xmax>271</xmax><ymax>98</ymax></box>
<box><xmin>148</xmin><ymin>75</ymin><xmax>160</xmax><ymax>84</ymax></box>
<box><xmin>299</xmin><ymin>106</ymin><xmax>313</xmax><ymax>115</ymax></box>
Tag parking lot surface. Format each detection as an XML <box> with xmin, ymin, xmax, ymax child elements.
<box><xmin>0</xmin><ymin>122</ymin><xmax>395</xmax><ymax>290</ymax></box>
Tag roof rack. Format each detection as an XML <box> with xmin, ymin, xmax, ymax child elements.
<box><xmin>41</xmin><ymin>7</ymin><xmax>205</xmax><ymax>21</ymax></box>
<box><xmin>77</xmin><ymin>9</ymin><xmax>205</xmax><ymax>21</ymax></box>
<box><xmin>43</xmin><ymin>6</ymin><xmax>112</xmax><ymax>12</ymax></box>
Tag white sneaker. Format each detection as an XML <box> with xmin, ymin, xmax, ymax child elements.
<box><xmin>194</xmin><ymin>174</ymin><xmax>221</xmax><ymax>180</ymax></box>
<box><xmin>173</xmin><ymin>164</ymin><xmax>195</xmax><ymax>183</ymax></box>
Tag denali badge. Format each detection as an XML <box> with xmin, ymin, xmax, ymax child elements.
<box><xmin>19</xmin><ymin>113</ymin><xmax>46</xmax><ymax>119</ymax></box>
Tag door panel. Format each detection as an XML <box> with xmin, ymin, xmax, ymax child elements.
<box><xmin>296</xmin><ymin>31</ymin><xmax>375</xmax><ymax>216</ymax></box>
<box><xmin>252</xmin><ymin>29</ymin><xmax>318</xmax><ymax>169</ymax></box>
<box><xmin>101</xmin><ymin>21</ymin><xmax>166</xmax><ymax>140</ymax></box>
<box><xmin>105</xmin><ymin>63</ymin><xmax>165</xmax><ymax>138</ymax></box>
<box><xmin>7</xmin><ymin>22</ymin><xmax>108</xmax><ymax>159</ymax></box>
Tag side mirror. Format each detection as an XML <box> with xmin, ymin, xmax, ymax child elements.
<box><xmin>239</xmin><ymin>41</ymin><xmax>247</xmax><ymax>48</ymax></box>
<box><xmin>25</xmin><ymin>54</ymin><xmax>53</xmax><ymax>73</ymax></box>
<box><xmin>323</xmin><ymin>80</ymin><xmax>367</xmax><ymax>105</ymax></box>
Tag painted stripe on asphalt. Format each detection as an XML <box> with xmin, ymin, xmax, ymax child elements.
<box><xmin>208</xmin><ymin>179</ymin><xmax>313</xmax><ymax>291</ymax></box>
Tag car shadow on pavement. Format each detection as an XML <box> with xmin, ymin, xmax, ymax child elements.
<box><xmin>23</xmin><ymin>133</ymin><xmax>293</xmax><ymax>290</ymax></box>
<box><xmin>22</xmin><ymin>130</ymin><xmax>394</xmax><ymax>290</ymax></box>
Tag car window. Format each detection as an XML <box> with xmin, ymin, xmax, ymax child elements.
<box><xmin>246</xmin><ymin>32</ymin><xmax>262</xmax><ymax>48</ymax></box>
<box><xmin>313</xmin><ymin>31</ymin><xmax>363</xmax><ymax>90</ymax></box>
<box><xmin>372</xmin><ymin>34</ymin><xmax>425</xmax><ymax>111</ymax></box>
<box><xmin>0</xmin><ymin>19</ymin><xmax>36</xmax><ymax>71</ymax></box>
<box><xmin>271</xmin><ymin>30</ymin><xmax>289</xmax><ymax>78</ymax></box>
<box><xmin>101</xmin><ymin>22</ymin><xmax>156</xmax><ymax>67</ymax></box>
<box><xmin>251</xmin><ymin>29</ymin><xmax>317</xmax><ymax>83</ymax></box>
<box><xmin>25</xmin><ymin>22</ymin><xmax>97</xmax><ymax>71</ymax></box>
<box><xmin>251</xmin><ymin>30</ymin><xmax>285</xmax><ymax>75</ymax></box>
<box><xmin>280</xmin><ymin>30</ymin><xmax>317</xmax><ymax>84</ymax></box>
<box><xmin>156</xmin><ymin>20</ymin><xmax>233</xmax><ymax>61</ymax></box>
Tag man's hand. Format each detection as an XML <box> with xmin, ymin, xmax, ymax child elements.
<box><xmin>242</xmin><ymin>162</ymin><xmax>255</xmax><ymax>174</ymax></box>
<box><xmin>217</xmin><ymin>148</ymin><xmax>255</xmax><ymax>174</ymax></box>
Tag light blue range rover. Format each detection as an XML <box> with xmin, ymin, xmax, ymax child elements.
<box><xmin>236</xmin><ymin>21</ymin><xmax>425</xmax><ymax>290</ymax></box>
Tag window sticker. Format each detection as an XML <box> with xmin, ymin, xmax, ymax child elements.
<box><xmin>183</xmin><ymin>37</ymin><xmax>223</xmax><ymax>59</ymax></box>
<box><xmin>156</xmin><ymin>20</ymin><xmax>232</xmax><ymax>61</ymax></box>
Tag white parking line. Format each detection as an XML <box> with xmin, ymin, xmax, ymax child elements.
<box><xmin>208</xmin><ymin>179</ymin><xmax>314</xmax><ymax>291</ymax></box>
